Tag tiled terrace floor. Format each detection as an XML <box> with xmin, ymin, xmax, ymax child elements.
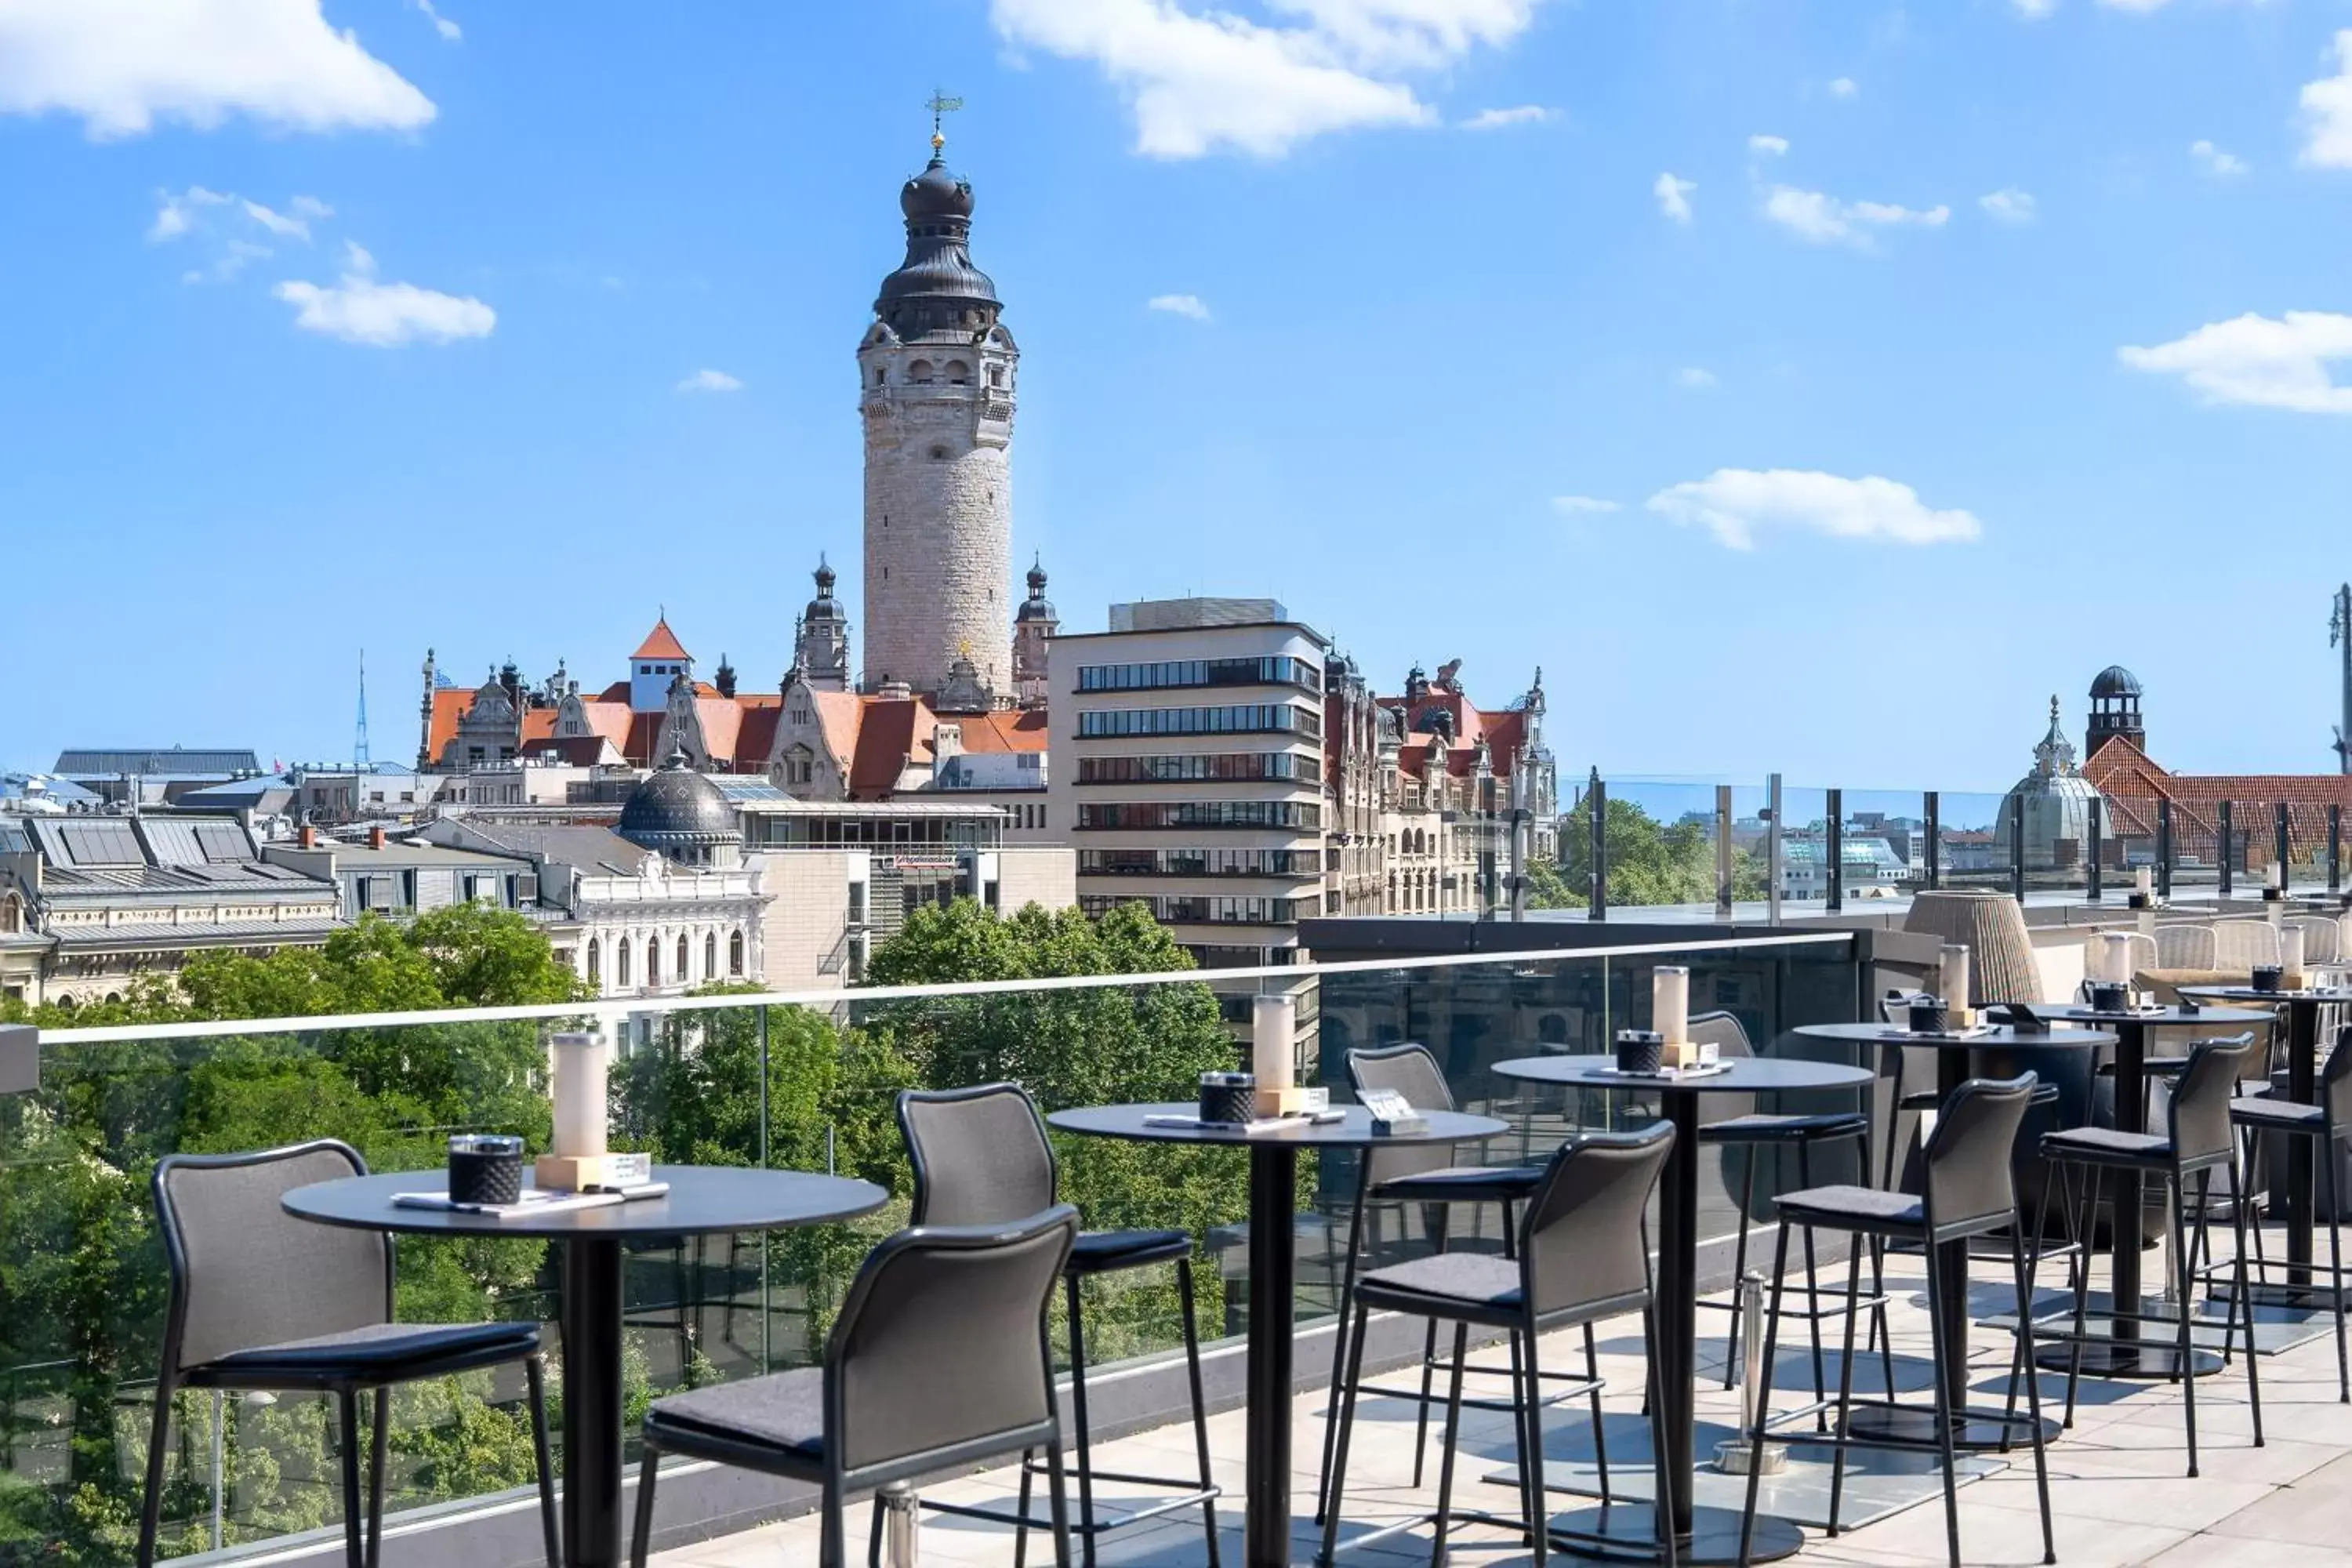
<box><xmin>653</xmin><ymin>1221</ymin><xmax>2352</xmax><ymax>1568</ymax></box>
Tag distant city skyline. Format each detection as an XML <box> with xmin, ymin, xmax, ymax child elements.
<box><xmin>5</xmin><ymin>1</ymin><xmax>2352</xmax><ymax>783</ymax></box>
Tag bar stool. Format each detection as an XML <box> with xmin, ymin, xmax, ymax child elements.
<box><xmin>895</xmin><ymin>1085</ymin><xmax>1218</xmax><ymax>1568</ymax></box>
<box><xmin>1734</xmin><ymin>1074</ymin><xmax>2056</xmax><ymax>1568</ymax></box>
<box><xmin>2033</xmin><ymin>1038</ymin><xmax>2264</xmax><ymax>1475</ymax></box>
<box><xmin>1313</xmin><ymin>1043</ymin><xmax>1596</xmax><ymax>1525</ymax></box>
<box><xmin>2229</xmin><ymin>1023</ymin><xmax>2352</xmax><ymax>1402</ymax></box>
<box><xmin>1686</xmin><ymin>1011</ymin><xmax>1882</xmax><ymax>1409</ymax></box>
<box><xmin>1319</xmin><ymin>1120</ymin><xmax>1680</xmax><ymax>1568</ymax></box>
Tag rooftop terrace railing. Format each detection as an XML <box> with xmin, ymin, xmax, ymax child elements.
<box><xmin>0</xmin><ymin>930</ymin><xmax>1866</xmax><ymax>1565</ymax></box>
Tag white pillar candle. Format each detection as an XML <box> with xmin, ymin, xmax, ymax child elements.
<box><xmin>2268</xmin><ymin>863</ymin><xmax>2283</xmax><ymax>891</ymax></box>
<box><xmin>2136</xmin><ymin>867</ymin><xmax>2154</xmax><ymax>898</ymax></box>
<box><xmin>1251</xmin><ymin>993</ymin><xmax>1296</xmax><ymax>1091</ymax></box>
<box><xmin>551</xmin><ymin>1031</ymin><xmax>608</xmax><ymax>1160</ymax></box>
<box><xmin>1654</xmin><ymin>966</ymin><xmax>1690</xmax><ymax>1045</ymax></box>
<box><xmin>2283</xmin><ymin>925</ymin><xmax>2307</xmax><ymax>984</ymax></box>
<box><xmin>2100</xmin><ymin>932</ymin><xmax>2135</xmax><ymax>988</ymax></box>
<box><xmin>1940</xmin><ymin>945</ymin><xmax>1972</xmax><ymax>1016</ymax></box>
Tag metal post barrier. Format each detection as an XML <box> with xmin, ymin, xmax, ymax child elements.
<box><xmin>1715</xmin><ymin>1271</ymin><xmax>1786</xmax><ymax>1475</ymax></box>
<box><xmin>2332</xmin><ymin>805</ymin><xmax>2343</xmax><ymax>895</ymax></box>
<box><xmin>882</xmin><ymin>1480</ymin><xmax>920</xmax><ymax>1568</ymax></box>
<box><xmin>1766</xmin><ymin>775</ymin><xmax>1784</xmax><ymax>927</ymax></box>
<box><xmin>1825</xmin><ymin>788</ymin><xmax>1844</xmax><ymax>913</ymax></box>
<box><xmin>1924</xmin><ymin>791</ymin><xmax>1941</xmax><ymax>890</ymax></box>
<box><xmin>2278</xmin><ymin>802</ymin><xmax>2294</xmax><ymax>893</ymax></box>
<box><xmin>2087</xmin><ymin>797</ymin><xmax>2104</xmax><ymax>902</ymax></box>
<box><xmin>2219</xmin><ymin>801</ymin><xmax>2234</xmax><ymax>898</ymax></box>
<box><xmin>2158</xmin><ymin>798</ymin><xmax>2174</xmax><ymax>899</ymax></box>
<box><xmin>2010</xmin><ymin>803</ymin><xmax>2027</xmax><ymax>902</ymax></box>
<box><xmin>1715</xmin><ymin>784</ymin><xmax>1735</xmax><ymax>917</ymax></box>
<box><xmin>1588</xmin><ymin>770</ymin><xmax>1608</xmax><ymax>923</ymax></box>
<box><xmin>211</xmin><ymin>1390</ymin><xmax>226</xmax><ymax>1552</ymax></box>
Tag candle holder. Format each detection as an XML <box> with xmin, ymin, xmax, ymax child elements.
<box><xmin>1907</xmin><ymin>996</ymin><xmax>1950</xmax><ymax>1036</ymax></box>
<box><xmin>448</xmin><ymin>1134</ymin><xmax>524</xmax><ymax>1207</ymax></box>
<box><xmin>2089</xmin><ymin>982</ymin><xmax>2130</xmax><ymax>1014</ymax></box>
<box><xmin>2251</xmin><ymin>965</ymin><xmax>2285</xmax><ymax>995</ymax></box>
<box><xmin>2128</xmin><ymin>891</ymin><xmax>2152</xmax><ymax>910</ymax></box>
<box><xmin>1615</xmin><ymin>1029</ymin><xmax>1664</xmax><ymax>1076</ymax></box>
<box><xmin>1199</xmin><ymin>1072</ymin><xmax>1257</xmax><ymax>1126</ymax></box>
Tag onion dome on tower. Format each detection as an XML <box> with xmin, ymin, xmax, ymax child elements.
<box><xmin>874</xmin><ymin>138</ymin><xmax>1000</xmax><ymax>343</ymax></box>
<box><xmin>2086</xmin><ymin>664</ymin><xmax>2146</xmax><ymax>760</ymax></box>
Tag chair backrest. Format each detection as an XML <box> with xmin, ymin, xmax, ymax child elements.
<box><xmin>2212</xmin><ymin>920</ymin><xmax>2281</xmax><ymax>973</ymax></box>
<box><xmin>1519</xmin><ymin>1120</ymin><xmax>1674</xmax><ymax>1318</ymax></box>
<box><xmin>826</xmin><ymin>1204</ymin><xmax>1077</xmax><ymax>1476</ymax></box>
<box><xmin>2169</xmin><ymin>1036</ymin><xmax>2253</xmax><ymax>1167</ymax></box>
<box><xmin>1348</xmin><ymin>1044</ymin><xmax>1459</xmax><ymax>1186</ymax></box>
<box><xmin>1921</xmin><ymin>1074</ymin><xmax>2037</xmax><ymax>1230</ymax></box>
<box><xmin>2325</xmin><ymin>1025</ymin><xmax>2352</xmax><ymax>1131</ymax></box>
<box><xmin>2154</xmin><ymin>924</ymin><xmax>2216</xmax><ymax>971</ymax></box>
<box><xmin>1880</xmin><ymin>990</ymin><xmax>1926</xmax><ymax>1026</ymax></box>
<box><xmin>1686</xmin><ymin>1011</ymin><xmax>1762</xmax><ymax>1116</ymax></box>
<box><xmin>896</xmin><ymin>1083</ymin><xmax>1058</xmax><ymax>1228</ymax></box>
<box><xmin>2291</xmin><ymin>917</ymin><xmax>2342</xmax><ymax>964</ymax></box>
<box><xmin>2125</xmin><ymin>931</ymin><xmax>2159</xmax><ymax>977</ymax></box>
<box><xmin>152</xmin><ymin>1142</ymin><xmax>389</xmax><ymax>1378</ymax></box>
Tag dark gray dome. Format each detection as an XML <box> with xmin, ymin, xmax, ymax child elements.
<box><xmin>875</xmin><ymin>154</ymin><xmax>999</xmax><ymax>339</ymax></box>
<box><xmin>619</xmin><ymin>750</ymin><xmax>739</xmax><ymax>854</ymax></box>
<box><xmin>2090</xmin><ymin>665</ymin><xmax>2142</xmax><ymax>699</ymax></box>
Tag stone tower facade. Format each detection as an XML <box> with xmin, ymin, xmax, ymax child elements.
<box><xmin>793</xmin><ymin>557</ymin><xmax>851</xmax><ymax>691</ymax></box>
<box><xmin>858</xmin><ymin>134</ymin><xmax>1018</xmax><ymax>701</ymax></box>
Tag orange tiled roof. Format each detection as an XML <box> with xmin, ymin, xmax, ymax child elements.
<box><xmin>632</xmin><ymin>618</ymin><xmax>691</xmax><ymax>662</ymax></box>
<box><xmin>2083</xmin><ymin>733</ymin><xmax>2352</xmax><ymax>858</ymax></box>
<box><xmin>954</xmin><ymin>706</ymin><xmax>1050</xmax><ymax>753</ymax></box>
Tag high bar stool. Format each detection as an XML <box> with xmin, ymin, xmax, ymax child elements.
<box><xmin>896</xmin><ymin>1085</ymin><xmax>1218</xmax><ymax>1568</ymax></box>
<box><xmin>2228</xmin><ymin>1023</ymin><xmax>2352</xmax><ymax>1403</ymax></box>
<box><xmin>1319</xmin><ymin>1120</ymin><xmax>1680</xmax><ymax>1568</ymax></box>
<box><xmin>2031</xmin><ymin>1037</ymin><xmax>2264</xmax><ymax>1475</ymax></box>
<box><xmin>1734</xmin><ymin>1074</ymin><xmax>2056</xmax><ymax>1568</ymax></box>
<box><xmin>1314</xmin><ymin>1044</ymin><xmax>1607</xmax><ymax>1526</ymax></box>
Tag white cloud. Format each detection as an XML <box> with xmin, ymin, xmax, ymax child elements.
<box><xmin>2119</xmin><ymin>311</ymin><xmax>2352</xmax><ymax>414</ymax></box>
<box><xmin>2301</xmin><ymin>31</ymin><xmax>2352</xmax><ymax>170</ymax></box>
<box><xmin>147</xmin><ymin>184</ymin><xmax>230</xmax><ymax>242</ymax></box>
<box><xmin>1762</xmin><ymin>184</ymin><xmax>1948</xmax><ymax>247</ymax></box>
<box><xmin>2013</xmin><ymin>0</ymin><xmax>2056</xmax><ymax>16</ymax></box>
<box><xmin>1146</xmin><ymin>292</ymin><xmax>1213</xmax><ymax>321</ymax></box>
<box><xmin>988</xmin><ymin>0</ymin><xmax>1549</xmax><ymax>158</ymax></box>
<box><xmin>1552</xmin><ymin>495</ymin><xmax>1621</xmax><ymax>515</ymax></box>
<box><xmin>1748</xmin><ymin>133</ymin><xmax>1789</xmax><ymax>157</ymax></box>
<box><xmin>1676</xmin><ymin>367</ymin><xmax>1718</xmax><ymax>389</ymax></box>
<box><xmin>1461</xmin><ymin>103</ymin><xmax>1552</xmax><ymax>129</ymax></box>
<box><xmin>241</xmin><ymin>198</ymin><xmax>310</xmax><ymax>239</ymax></box>
<box><xmin>1828</xmin><ymin>77</ymin><xmax>1858</xmax><ymax>99</ymax></box>
<box><xmin>1978</xmin><ymin>187</ymin><xmax>2037</xmax><ymax>223</ymax></box>
<box><xmin>274</xmin><ymin>241</ymin><xmax>493</xmax><ymax>347</ymax></box>
<box><xmin>290</xmin><ymin>194</ymin><xmax>334</xmax><ymax>220</ymax></box>
<box><xmin>1653</xmin><ymin>172</ymin><xmax>1696</xmax><ymax>223</ymax></box>
<box><xmin>1644</xmin><ymin>469</ymin><xmax>1984</xmax><ymax>550</ymax></box>
<box><xmin>676</xmin><ymin>368</ymin><xmax>744</xmax><ymax>394</ymax></box>
<box><xmin>2190</xmin><ymin>140</ymin><xmax>2249</xmax><ymax>178</ymax></box>
<box><xmin>412</xmin><ymin>0</ymin><xmax>461</xmax><ymax>42</ymax></box>
<box><xmin>0</xmin><ymin>0</ymin><xmax>435</xmax><ymax>139</ymax></box>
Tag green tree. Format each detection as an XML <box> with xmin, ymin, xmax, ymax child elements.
<box><xmin>1557</xmin><ymin>795</ymin><xmax>1769</xmax><ymax>909</ymax></box>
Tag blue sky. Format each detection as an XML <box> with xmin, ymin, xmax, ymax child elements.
<box><xmin>4</xmin><ymin>0</ymin><xmax>2351</xmax><ymax>789</ymax></box>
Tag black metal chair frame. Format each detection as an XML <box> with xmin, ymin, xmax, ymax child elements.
<box><xmin>136</xmin><ymin>1140</ymin><xmax>558</xmax><ymax>1568</ymax></box>
<box><xmin>630</xmin><ymin>1207</ymin><xmax>1082</xmax><ymax>1568</ymax></box>
<box><xmin>1319</xmin><ymin>1120</ymin><xmax>1682</xmax><ymax>1568</ymax></box>
<box><xmin>1312</xmin><ymin>1044</ymin><xmax>1608</xmax><ymax>1530</ymax></box>
<box><xmin>895</xmin><ymin>1083</ymin><xmax>1218</xmax><ymax>1568</ymax></box>
<box><xmin>2026</xmin><ymin>1039</ymin><xmax>2266</xmax><ymax>1476</ymax></box>
<box><xmin>1736</xmin><ymin>1073</ymin><xmax>2057</xmax><ymax>1568</ymax></box>
<box><xmin>2226</xmin><ymin>1023</ymin><xmax>2352</xmax><ymax>1403</ymax></box>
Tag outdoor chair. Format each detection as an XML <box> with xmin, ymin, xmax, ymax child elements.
<box><xmin>896</xmin><ymin>1084</ymin><xmax>1218</xmax><ymax>1568</ymax></box>
<box><xmin>137</xmin><ymin>1142</ymin><xmax>557</xmax><ymax>1568</ymax></box>
<box><xmin>2212</xmin><ymin>920</ymin><xmax>2282</xmax><ymax>975</ymax></box>
<box><xmin>1319</xmin><ymin>1120</ymin><xmax>1679</xmax><ymax>1568</ymax></box>
<box><xmin>2033</xmin><ymin>1038</ymin><xmax>2265</xmax><ymax>1475</ymax></box>
<box><xmin>1314</xmin><ymin>1044</ymin><xmax>1590</xmax><ymax>1526</ymax></box>
<box><xmin>1734</xmin><ymin>1075</ymin><xmax>2056</xmax><ymax>1568</ymax></box>
<box><xmin>2230</xmin><ymin>1023</ymin><xmax>2352</xmax><ymax>1403</ymax></box>
<box><xmin>2154</xmin><ymin>924</ymin><xmax>2217</xmax><ymax>971</ymax></box>
<box><xmin>629</xmin><ymin>1206</ymin><xmax>1081</xmax><ymax>1568</ymax></box>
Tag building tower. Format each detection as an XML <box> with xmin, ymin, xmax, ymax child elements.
<box><xmin>1012</xmin><ymin>556</ymin><xmax>1057</xmax><ymax>706</ymax></box>
<box><xmin>858</xmin><ymin>115</ymin><xmax>1017</xmax><ymax>702</ymax></box>
<box><xmin>793</xmin><ymin>557</ymin><xmax>852</xmax><ymax>691</ymax></box>
<box><xmin>2085</xmin><ymin>665</ymin><xmax>2145</xmax><ymax>760</ymax></box>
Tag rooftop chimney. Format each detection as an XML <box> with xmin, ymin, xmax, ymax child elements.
<box><xmin>368</xmin><ymin>825</ymin><xmax>387</xmax><ymax>850</ymax></box>
<box><xmin>299</xmin><ymin>825</ymin><xmax>318</xmax><ymax>849</ymax></box>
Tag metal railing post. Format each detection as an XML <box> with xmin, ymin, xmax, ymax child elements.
<box><xmin>2219</xmin><ymin>801</ymin><xmax>2234</xmax><ymax>898</ymax></box>
<box><xmin>1715</xmin><ymin>784</ymin><xmax>1735</xmax><ymax>917</ymax></box>
<box><xmin>2332</xmin><ymin>805</ymin><xmax>2344</xmax><ymax>895</ymax></box>
<box><xmin>1588</xmin><ymin>770</ymin><xmax>1608</xmax><ymax>922</ymax></box>
<box><xmin>757</xmin><ymin>1005</ymin><xmax>772</xmax><ymax>1374</ymax></box>
<box><xmin>1766</xmin><ymin>774</ymin><xmax>1784</xmax><ymax>927</ymax></box>
<box><xmin>2010</xmin><ymin>801</ymin><xmax>2027</xmax><ymax>902</ymax></box>
<box><xmin>2278</xmin><ymin>801</ymin><xmax>2294</xmax><ymax>892</ymax></box>
<box><xmin>1924</xmin><ymin>790</ymin><xmax>1941</xmax><ymax>890</ymax></box>
<box><xmin>1825</xmin><ymin>789</ymin><xmax>1844</xmax><ymax>913</ymax></box>
<box><xmin>2088</xmin><ymin>798</ymin><xmax>2104</xmax><ymax>902</ymax></box>
<box><xmin>0</xmin><ymin>1024</ymin><xmax>34</xmax><ymax>1094</ymax></box>
<box><xmin>2158</xmin><ymin>797</ymin><xmax>2175</xmax><ymax>900</ymax></box>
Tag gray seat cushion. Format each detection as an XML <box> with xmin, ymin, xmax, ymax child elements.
<box><xmin>1371</xmin><ymin>1165</ymin><xmax>1544</xmax><ymax>1204</ymax></box>
<box><xmin>1354</xmin><ymin>1251</ymin><xmax>1522</xmax><ymax>1319</ymax></box>
<box><xmin>648</xmin><ymin>1366</ymin><xmax>826</xmax><ymax>1465</ymax></box>
<box><xmin>2042</xmin><ymin>1125</ymin><xmax>2172</xmax><ymax>1166</ymax></box>
<box><xmin>1775</xmin><ymin>1184</ymin><xmax>1926</xmax><ymax>1232</ymax></box>
<box><xmin>1069</xmin><ymin>1228</ymin><xmax>1192</xmax><ymax>1275</ymax></box>
<box><xmin>2232</xmin><ymin>1097</ymin><xmax>2326</xmax><ymax>1132</ymax></box>
<box><xmin>1699</xmin><ymin>1112</ymin><xmax>1868</xmax><ymax>1145</ymax></box>
<box><xmin>202</xmin><ymin>1320</ymin><xmax>539</xmax><ymax>1384</ymax></box>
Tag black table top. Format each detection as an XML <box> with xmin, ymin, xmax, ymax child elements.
<box><xmin>1792</xmin><ymin>1022</ymin><xmax>2110</xmax><ymax>1049</ymax></box>
<box><xmin>1047</xmin><ymin>1103</ymin><xmax>1505</xmax><ymax>1149</ymax></box>
<box><xmin>283</xmin><ymin>1165</ymin><xmax>889</xmax><ymax>1240</ymax></box>
<box><xmin>1491</xmin><ymin>1054</ymin><xmax>1874</xmax><ymax>1094</ymax></box>
<box><xmin>2047</xmin><ymin>1004</ymin><xmax>2273</xmax><ymax>1027</ymax></box>
<box><xmin>2180</xmin><ymin>985</ymin><xmax>2347</xmax><ymax>1004</ymax></box>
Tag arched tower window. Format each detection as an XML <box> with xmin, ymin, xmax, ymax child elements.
<box><xmin>618</xmin><ymin>938</ymin><xmax>632</xmax><ymax>987</ymax></box>
<box><xmin>647</xmin><ymin>939</ymin><xmax>660</xmax><ymax>987</ymax></box>
<box><xmin>908</xmin><ymin>358</ymin><xmax>934</xmax><ymax>383</ymax></box>
<box><xmin>586</xmin><ymin>937</ymin><xmax>601</xmax><ymax>988</ymax></box>
<box><xmin>676</xmin><ymin>934</ymin><xmax>689</xmax><ymax>979</ymax></box>
<box><xmin>729</xmin><ymin>930</ymin><xmax>745</xmax><ymax>975</ymax></box>
<box><xmin>704</xmin><ymin>932</ymin><xmax>717</xmax><ymax>978</ymax></box>
<box><xmin>944</xmin><ymin>359</ymin><xmax>970</xmax><ymax>384</ymax></box>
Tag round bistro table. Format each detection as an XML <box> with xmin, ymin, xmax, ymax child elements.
<box><xmin>285</xmin><ymin>1165</ymin><xmax>887</xmax><ymax>1568</ymax></box>
<box><xmin>2182</xmin><ymin>985</ymin><xmax>2342</xmax><ymax>1303</ymax></box>
<box><xmin>1489</xmin><ymin>1054</ymin><xmax>1875</xmax><ymax>1565</ymax></box>
<box><xmin>1046</xmin><ymin>1102</ymin><xmax>1504</xmax><ymax>1568</ymax></box>
<box><xmin>1795</xmin><ymin>1023</ymin><xmax>2111</xmax><ymax>1420</ymax></box>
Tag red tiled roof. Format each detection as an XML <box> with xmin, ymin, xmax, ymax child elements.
<box><xmin>954</xmin><ymin>706</ymin><xmax>1050</xmax><ymax>753</ymax></box>
<box><xmin>2083</xmin><ymin>733</ymin><xmax>2352</xmax><ymax>860</ymax></box>
<box><xmin>632</xmin><ymin>618</ymin><xmax>691</xmax><ymax>662</ymax></box>
<box><xmin>849</xmin><ymin>698</ymin><xmax>931</xmax><ymax>796</ymax></box>
<box><xmin>521</xmin><ymin>735</ymin><xmax>620</xmax><ymax>766</ymax></box>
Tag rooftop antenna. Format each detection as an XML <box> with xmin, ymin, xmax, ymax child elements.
<box><xmin>926</xmin><ymin>89</ymin><xmax>963</xmax><ymax>153</ymax></box>
<box><xmin>354</xmin><ymin>649</ymin><xmax>371</xmax><ymax>773</ymax></box>
<box><xmin>2332</xmin><ymin>584</ymin><xmax>2351</xmax><ymax>775</ymax></box>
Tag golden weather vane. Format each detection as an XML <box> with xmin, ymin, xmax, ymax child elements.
<box><xmin>927</xmin><ymin>89</ymin><xmax>964</xmax><ymax>151</ymax></box>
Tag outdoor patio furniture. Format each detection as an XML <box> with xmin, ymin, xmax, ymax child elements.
<box><xmin>897</xmin><ymin>1083</ymin><xmax>1218</xmax><ymax>1568</ymax></box>
<box><xmin>1903</xmin><ymin>891</ymin><xmax>2041</xmax><ymax>1007</ymax></box>
<box><xmin>2212</xmin><ymin>919</ymin><xmax>2281</xmax><ymax>973</ymax></box>
<box><xmin>1734</xmin><ymin>1074</ymin><xmax>2055</xmax><ymax>1568</ymax></box>
<box><xmin>2154</xmin><ymin>924</ymin><xmax>2217</xmax><ymax>971</ymax></box>
<box><xmin>138</xmin><ymin>1141</ymin><xmax>559</xmax><ymax>1568</ymax></box>
<box><xmin>628</xmin><ymin>1205</ymin><xmax>1082</xmax><ymax>1568</ymax></box>
<box><xmin>2230</xmin><ymin>1023</ymin><xmax>2352</xmax><ymax>1403</ymax></box>
<box><xmin>1318</xmin><ymin>1120</ymin><xmax>1679</xmax><ymax>1568</ymax></box>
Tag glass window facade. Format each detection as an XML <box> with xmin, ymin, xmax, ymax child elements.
<box><xmin>1079</xmin><ymin>848</ymin><xmax>1317</xmax><ymax>877</ymax></box>
<box><xmin>1076</xmin><ymin>703</ymin><xmax>1321</xmax><ymax>740</ymax></box>
<box><xmin>1080</xmin><ymin>894</ymin><xmax>1302</xmax><ymax>924</ymax></box>
<box><xmin>1076</xmin><ymin>800</ymin><xmax>1321</xmax><ymax>831</ymax></box>
<box><xmin>1076</xmin><ymin>751</ymin><xmax>1320</xmax><ymax>786</ymax></box>
<box><xmin>1076</xmin><ymin>655</ymin><xmax>1321</xmax><ymax>695</ymax></box>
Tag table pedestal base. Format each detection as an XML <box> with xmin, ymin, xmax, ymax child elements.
<box><xmin>1548</xmin><ymin>1503</ymin><xmax>1803</xmax><ymax>1565</ymax></box>
<box><xmin>1842</xmin><ymin>1405</ymin><xmax>2061</xmax><ymax>1450</ymax></box>
<box><xmin>562</xmin><ymin>1236</ymin><xmax>626</xmax><ymax>1568</ymax></box>
<box><xmin>2034</xmin><ymin>1341</ymin><xmax>2223</xmax><ymax>1379</ymax></box>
